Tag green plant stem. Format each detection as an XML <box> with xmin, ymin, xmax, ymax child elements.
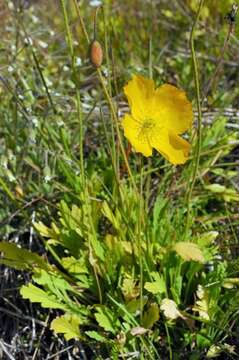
<box><xmin>72</xmin><ymin>0</ymin><xmax>90</xmax><ymax>44</ymax></box>
<box><xmin>138</xmin><ymin>156</ymin><xmax>144</xmax><ymax>323</ymax></box>
<box><xmin>60</xmin><ymin>0</ymin><xmax>103</xmax><ymax>303</ymax></box>
<box><xmin>146</xmin><ymin>20</ymin><xmax>153</xmax><ymax>222</ymax></box>
<box><xmin>102</xmin><ymin>6</ymin><xmax>118</xmax><ymax>184</ymax></box>
<box><xmin>165</xmin><ymin>323</ymin><xmax>173</xmax><ymax>360</ymax></box>
<box><xmin>60</xmin><ymin>0</ymin><xmax>84</xmax><ymax>185</ymax></box>
<box><xmin>72</xmin><ymin>0</ymin><xmax>136</xmax><ymax>192</ymax></box>
<box><xmin>31</xmin><ymin>48</ymin><xmax>55</xmax><ymax>111</ymax></box>
<box><xmin>184</xmin><ymin>0</ymin><xmax>204</xmax><ymax>238</ymax></box>
<box><xmin>97</xmin><ymin>69</ymin><xmax>137</xmax><ymax>192</ymax></box>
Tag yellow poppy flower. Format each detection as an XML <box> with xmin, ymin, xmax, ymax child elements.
<box><xmin>122</xmin><ymin>75</ymin><xmax>193</xmax><ymax>164</ymax></box>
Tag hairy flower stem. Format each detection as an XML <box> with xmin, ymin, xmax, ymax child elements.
<box><xmin>102</xmin><ymin>7</ymin><xmax>119</xmax><ymax>181</ymax></box>
<box><xmin>60</xmin><ymin>0</ymin><xmax>84</xmax><ymax>185</ymax></box>
<box><xmin>72</xmin><ymin>0</ymin><xmax>90</xmax><ymax>44</ymax></box>
<box><xmin>60</xmin><ymin>0</ymin><xmax>104</xmax><ymax>303</ymax></box>
<box><xmin>97</xmin><ymin>70</ymin><xmax>137</xmax><ymax>192</ymax></box>
<box><xmin>138</xmin><ymin>156</ymin><xmax>144</xmax><ymax>323</ymax></box>
<box><xmin>73</xmin><ymin>0</ymin><xmax>136</xmax><ymax>192</ymax></box>
<box><xmin>185</xmin><ymin>0</ymin><xmax>204</xmax><ymax>238</ymax></box>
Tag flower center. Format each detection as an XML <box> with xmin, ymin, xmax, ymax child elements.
<box><xmin>142</xmin><ymin>119</ymin><xmax>155</xmax><ymax>131</ymax></box>
<box><xmin>137</xmin><ymin>119</ymin><xmax>156</xmax><ymax>144</ymax></box>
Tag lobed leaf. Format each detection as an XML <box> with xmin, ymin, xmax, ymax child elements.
<box><xmin>50</xmin><ymin>314</ymin><xmax>81</xmax><ymax>340</ymax></box>
<box><xmin>0</xmin><ymin>242</ymin><xmax>49</xmax><ymax>271</ymax></box>
<box><xmin>144</xmin><ymin>273</ymin><xmax>166</xmax><ymax>295</ymax></box>
<box><xmin>173</xmin><ymin>242</ymin><xmax>204</xmax><ymax>263</ymax></box>
<box><xmin>85</xmin><ymin>331</ymin><xmax>107</xmax><ymax>342</ymax></box>
<box><xmin>95</xmin><ymin>306</ymin><xmax>117</xmax><ymax>334</ymax></box>
<box><xmin>20</xmin><ymin>283</ymin><xmax>66</xmax><ymax>310</ymax></box>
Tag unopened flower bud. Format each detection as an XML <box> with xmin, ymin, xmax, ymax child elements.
<box><xmin>90</xmin><ymin>40</ymin><xmax>103</xmax><ymax>68</ymax></box>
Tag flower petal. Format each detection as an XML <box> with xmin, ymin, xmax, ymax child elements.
<box><xmin>124</xmin><ymin>75</ymin><xmax>155</xmax><ymax>119</ymax></box>
<box><xmin>150</xmin><ymin>128</ymin><xmax>190</xmax><ymax>164</ymax></box>
<box><xmin>154</xmin><ymin>84</ymin><xmax>193</xmax><ymax>134</ymax></box>
<box><xmin>122</xmin><ymin>114</ymin><xmax>152</xmax><ymax>157</ymax></box>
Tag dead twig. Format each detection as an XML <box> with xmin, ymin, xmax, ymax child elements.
<box><xmin>0</xmin><ymin>340</ymin><xmax>15</xmax><ymax>360</ymax></box>
<box><xmin>0</xmin><ymin>306</ymin><xmax>47</xmax><ymax>327</ymax></box>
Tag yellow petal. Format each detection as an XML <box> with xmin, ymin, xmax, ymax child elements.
<box><xmin>122</xmin><ymin>114</ymin><xmax>152</xmax><ymax>157</ymax></box>
<box><xmin>149</xmin><ymin>128</ymin><xmax>190</xmax><ymax>164</ymax></box>
<box><xmin>124</xmin><ymin>75</ymin><xmax>155</xmax><ymax>119</ymax></box>
<box><xmin>154</xmin><ymin>84</ymin><xmax>193</xmax><ymax>134</ymax></box>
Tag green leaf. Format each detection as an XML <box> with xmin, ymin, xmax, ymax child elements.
<box><xmin>142</xmin><ymin>303</ymin><xmax>159</xmax><ymax>329</ymax></box>
<box><xmin>223</xmin><ymin>188</ymin><xmax>239</xmax><ymax>202</ymax></box>
<box><xmin>126</xmin><ymin>297</ymin><xmax>148</xmax><ymax>314</ymax></box>
<box><xmin>0</xmin><ymin>242</ymin><xmax>49</xmax><ymax>271</ymax></box>
<box><xmin>29</xmin><ymin>271</ymin><xmax>89</xmax><ymax>319</ymax></box>
<box><xmin>34</xmin><ymin>221</ymin><xmax>59</xmax><ymax>238</ymax></box>
<box><xmin>85</xmin><ymin>331</ymin><xmax>107</xmax><ymax>342</ymax></box>
<box><xmin>95</xmin><ymin>307</ymin><xmax>116</xmax><ymax>334</ymax></box>
<box><xmin>50</xmin><ymin>314</ymin><xmax>80</xmax><ymax>340</ymax></box>
<box><xmin>197</xmin><ymin>232</ymin><xmax>219</xmax><ymax>246</ymax></box>
<box><xmin>59</xmin><ymin>201</ymin><xmax>83</xmax><ymax>236</ymax></box>
<box><xmin>205</xmin><ymin>184</ymin><xmax>226</xmax><ymax>193</ymax></box>
<box><xmin>32</xmin><ymin>269</ymin><xmax>74</xmax><ymax>294</ymax></box>
<box><xmin>102</xmin><ymin>201</ymin><xmax>120</xmax><ymax>231</ymax></box>
<box><xmin>223</xmin><ymin>277</ymin><xmax>239</xmax><ymax>289</ymax></box>
<box><xmin>196</xmin><ymin>330</ymin><xmax>212</xmax><ymax>348</ymax></box>
<box><xmin>144</xmin><ymin>273</ymin><xmax>166</xmax><ymax>295</ymax></box>
<box><xmin>20</xmin><ymin>283</ymin><xmax>66</xmax><ymax>310</ymax></box>
<box><xmin>205</xmin><ymin>184</ymin><xmax>239</xmax><ymax>202</ymax></box>
<box><xmin>122</xmin><ymin>277</ymin><xmax>139</xmax><ymax>301</ymax></box>
<box><xmin>152</xmin><ymin>196</ymin><xmax>169</xmax><ymax>239</ymax></box>
<box><xmin>62</xmin><ymin>256</ymin><xmax>89</xmax><ymax>275</ymax></box>
<box><xmin>89</xmin><ymin>233</ymin><xmax>105</xmax><ymax>261</ymax></box>
<box><xmin>144</xmin><ymin>282</ymin><xmax>162</xmax><ymax>295</ymax></box>
<box><xmin>202</xmin><ymin>116</ymin><xmax>227</xmax><ymax>149</ymax></box>
<box><xmin>173</xmin><ymin>242</ymin><xmax>204</xmax><ymax>263</ymax></box>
